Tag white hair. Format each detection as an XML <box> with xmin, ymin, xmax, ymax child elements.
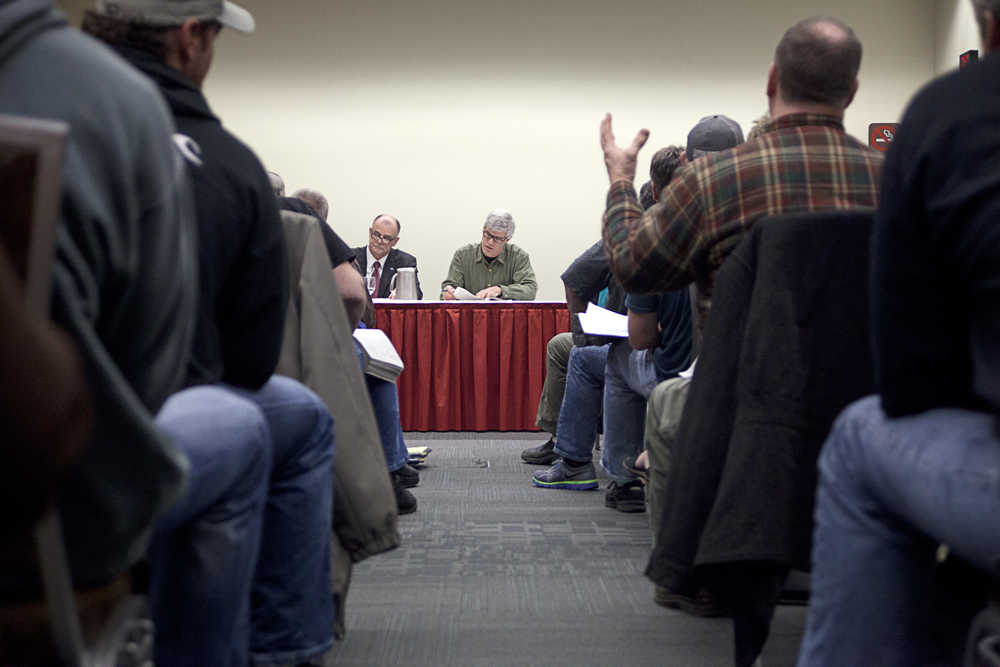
<box><xmin>484</xmin><ymin>208</ymin><xmax>515</xmax><ymax>239</ymax></box>
<box><xmin>292</xmin><ymin>188</ymin><xmax>329</xmax><ymax>221</ymax></box>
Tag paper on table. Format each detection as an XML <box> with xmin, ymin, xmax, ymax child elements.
<box><xmin>577</xmin><ymin>302</ymin><xmax>628</xmax><ymax>338</ymax></box>
<box><xmin>450</xmin><ymin>286</ymin><xmax>503</xmax><ymax>301</ymax></box>
<box><xmin>452</xmin><ymin>287</ymin><xmax>481</xmax><ymax>300</ymax></box>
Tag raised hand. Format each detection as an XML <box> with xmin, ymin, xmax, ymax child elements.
<box><xmin>599</xmin><ymin>113</ymin><xmax>650</xmax><ymax>185</ymax></box>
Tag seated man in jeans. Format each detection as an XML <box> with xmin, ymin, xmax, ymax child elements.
<box><xmin>83</xmin><ymin>2</ymin><xmax>338</xmax><ymax>663</ymax></box>
<box><xmin>521</xmin><ymin>237</ymin><xmax>629</xmax><ymax>465</ymax></box>
<box><xmin>798</xmin><ymin>2</ymin><xmax>1000</xmax><ymax>663</ymax></box>
<box><xmin>151</xmin><ymin>379</ymin><xmax>334</xmax><ymax>666</ymax></box>
<box><xmin>531</xmin><ymin>288</ymin><xmax>692</xmax><ymax>511</ymax></box>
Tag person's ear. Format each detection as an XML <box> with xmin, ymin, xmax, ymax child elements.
<box><xmin>766</xmin><ymin>62</ymin><xmax>778</xmax><ymax>100</ymax></box>
<box><xmin>173</xmin><ymin>18</ymin><xmax>204</xmax><ymax>62</ymax></box>
<box><xmin>843</xmin><ymin>78</ymin><xmax>859</xmax><ymax>108</ymax></box>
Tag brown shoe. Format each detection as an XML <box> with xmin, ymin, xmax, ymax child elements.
<box><xmin>654</xmin><ymin>584</ymin><xmax>728</xmax><ymax>617</ymax></box>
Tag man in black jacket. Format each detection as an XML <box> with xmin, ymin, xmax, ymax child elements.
<box><xmin>354</xmin><ymin>213</ymin><xmax>423</xmax><ymax>299</ymax></box>
<box><xmin>84</xmin><ymin>2</ymin><xmax>336</xmax><ymax>665</ymax></box>
<box><xmin>799</xmin><ymin>2</ymin><xmax>1000</xmax><ymax>664</ymax></box>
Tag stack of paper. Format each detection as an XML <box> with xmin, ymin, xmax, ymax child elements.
<box><xmin>407</xmin><ymin>446</ymin><xmax>432</xmax><ymax>466</ymax></box>
<box><xmin>352</xmin><ymin>328</ymin><xmax>404</xmax><ymax>382</ymax></box>
<box><xmin>577</xmin><ymin>302</ymin><xmax>629</xmax><ymax>338</ymax></box>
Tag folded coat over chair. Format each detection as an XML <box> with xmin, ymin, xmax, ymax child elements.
<box><xmin>277</xmin><ymin>211</ymin><xmax>401</xmax><ymax>636</ymax></box>
<box><xmin>646</xmin><ymin>210</ymin><xmax>876</xmax><ymax>590</ymax></box>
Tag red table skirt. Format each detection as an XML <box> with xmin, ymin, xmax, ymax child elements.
<box><xmin>375</xmin><ymin>301</ymin><xmax>569</xmax><ymax>431</ymax></box>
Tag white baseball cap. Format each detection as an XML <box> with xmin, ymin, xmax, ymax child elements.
<box><xmin>95</xmin><ymin>0</ymin><xmax>255</xmax><ymax>33</ymax></box>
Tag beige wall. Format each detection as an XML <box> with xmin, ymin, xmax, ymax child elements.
<box><xmin>61</xmin><ymin>1</ymin><xmax>940</xmax><ymax>299</ymax></box>
<box><xmin>936</xmin><ymin>0</ymin><xmax>981</xmax><ymax>74</ymax></box>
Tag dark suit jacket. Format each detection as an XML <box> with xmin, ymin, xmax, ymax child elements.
<box><xmin>646</xmin><ymin>210</ymin><xmax>876</xmax><ymax>591</ymax></box>
<box><xmin>353</xmin><ymin>246</ymin><xmax>422</xmax><ymax>299</ymax></box>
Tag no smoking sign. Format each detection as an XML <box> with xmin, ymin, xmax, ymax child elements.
<box><xmin>868</xmin><ymin>123</ymin><xmax>899</xmax><ymax>152</ymax></box>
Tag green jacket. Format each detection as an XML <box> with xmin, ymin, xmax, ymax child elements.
<box><xmin>441</xmin><ymin>242</ymin><xmax>537</xmax><ymax>300</ymax></box>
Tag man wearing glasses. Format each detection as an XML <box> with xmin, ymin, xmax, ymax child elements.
<box><xmin>354</xmin><ymin>214</ymin><xmax>423</xmax><ymax>299</ymax></box>
<box><xmin>441</xmin><ymin>209</ymin><xmax>537</xmax><ymax>300</ymax></box>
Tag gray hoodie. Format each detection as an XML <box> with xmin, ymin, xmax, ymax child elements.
<box><xmin>0</xmin><ymin>0</ymin><xmax>197</xmax><ymax>588</ymax></box>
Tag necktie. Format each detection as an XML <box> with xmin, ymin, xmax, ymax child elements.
<box><xmin>371</xmin><ymin>260</ymin><xmax>381</xmax><ymax>296</ymax></box>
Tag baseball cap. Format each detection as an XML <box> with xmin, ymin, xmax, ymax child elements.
<box><xmin>95</xmin><ymin>0</ymin><xmax>256</xmax><ymax>33</ymax></box>
<box><xmin>686</xmin><ymin>115</ymin><xmax>744</xmax><ymax>160</ymax></box>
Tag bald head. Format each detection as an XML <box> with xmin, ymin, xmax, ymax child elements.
<box><xmin>774</xmin><ymin>16</ymin><xmax>862</xmax><ymax>109</ymax></box>
<box><xmin>372</xmin><ymin>214</ymin><xmax>400</xmax><ymax>235</ymax></box>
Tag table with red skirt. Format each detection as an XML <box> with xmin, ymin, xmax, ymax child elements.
<box><xmin>374</xmin><ymin>300</ymin><xmax>570</xmax><ymax>431</ymax></box>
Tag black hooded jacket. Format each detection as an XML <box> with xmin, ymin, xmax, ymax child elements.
<box><xmin>115</xmin><ymin>45</ymin><xmax>288</xmax><ymax>390</ymax></box>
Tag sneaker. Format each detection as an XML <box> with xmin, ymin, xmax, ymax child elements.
<box><xmin>654</xmin><ymin>584</ymin><xmax>728</xmax><ymax>617</ymax></box>
<box><xmin>531</xmin><ymin>459</ymin><xmax>598</xmax><ymax>490</ymax></box>
<box><xmin>395</xmin><ymin>463</ymin><xmax>420</xmax><ymax>488</ymax></box>
<box><xmin>604</xmin><ymin>480</ymin><xmax>646</xmax><ymax>513</ymax></box>
<box><xmin>391</xmin><ymin>472</ymin><xmax>417</xmax><ymax>514</ymax></box>
<box><xmin>521</xmin><ymin>437</ymin><xmax>559</xmax><ymax>465</ymax></box>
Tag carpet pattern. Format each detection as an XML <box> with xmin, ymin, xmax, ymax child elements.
<box><xmin>325</xmin><ymin>433</ymin><xmax>806</xmax><ymax>666</ymax></box>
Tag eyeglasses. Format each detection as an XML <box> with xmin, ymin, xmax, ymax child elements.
<box><xmin>370</xmin><ymin>229</ymin><xmax>398</xmax><ymax>243</ymax></box>
<box><xmin>482</xmin><ymin>230</ymin><xmax>508</xmax><ymax>244</ymax></box>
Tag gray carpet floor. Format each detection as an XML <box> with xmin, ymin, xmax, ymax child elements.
<box><xmin>326</xmin><ymin>433</ymin><xmax>806</xmax><ymax>666</ymax></box>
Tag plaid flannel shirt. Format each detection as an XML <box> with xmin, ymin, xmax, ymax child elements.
<box><xmin>603</xmin><ymin>113</ymin><xmax>883</xmax><ymax>331</ymax></box>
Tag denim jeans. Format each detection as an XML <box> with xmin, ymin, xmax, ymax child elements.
<box><xmin>553</xmin><ymin>340</ymin><xmax>660</xmax><ymax>482</ymax></box>
<box><xmin>356</xmin><ymin>345</ymin><xmax>408</xmax><ymax>472</ymax></box>
<box><xmin>798</xmin><ymin>395</ymin><xmax>1000</xmax><ymax>667</ymax></box>
<box><xmin>552</xmin><ymin>344</ymin><xmax>609</xmax><ymax>464</ymax></box>
<box><xmin>600</xmin><ymin>340</ymin><xmax>661</xmax><ymax>482</ymax></box>
<box><xmin>151</xmin><ymin>376</ymin><xmax>336</xmax><ymax>667</ymax></box>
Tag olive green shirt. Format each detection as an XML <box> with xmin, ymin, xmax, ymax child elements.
<box><xmin>441</xmin><ymin>243</ymin><xmax>537</xmax><ymax>300</ymax></box>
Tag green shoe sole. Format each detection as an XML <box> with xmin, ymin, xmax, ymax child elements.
<box><xmin>531</xmin><ymin>477</ymin><xmax>598</xmax><ymax>491</ymax></box>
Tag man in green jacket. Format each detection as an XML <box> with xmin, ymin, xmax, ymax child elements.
<box><xmin>441</xmin><ymin>209</ymin><xmax>537</xmax><ymax>300</ymax></box>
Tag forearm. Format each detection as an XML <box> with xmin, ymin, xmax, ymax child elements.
<box><xmin>603</xmin><ymin>181</ymin><xmax>694</xmax><ymax>294</ymax></box>
<box><xmin>565</xmin><ymin>285</ymin><xmax>589</xmax><ymax>314</ymax></box>
<box><xmin>500</xmin><ymin>280</ymin><xmax>537</xmax><ymax>300</ymax></box>
<box><xmin>334</xmin><ymin>262</ymin><xmax>367</xmax><ymax>328</ymax></box>
<box><xmin>501</xmin><ymin>261</ymin><xmax>537</xmax><ymax>300</ymax></box>
<box><xmin>628</xmin><ymin>311</ymin><xmax>660</xmax><ymax>350</ymax></box>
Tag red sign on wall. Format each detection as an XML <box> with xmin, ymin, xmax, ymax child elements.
<box><xmin>961</xmin><ymin>50</ymin><xmax>979</xmax><ymax>68</ymax></box>
<box><xmin>868</xmin><ymin>124</ymin><xmax>899</xmax><ymax>152</ymax></box>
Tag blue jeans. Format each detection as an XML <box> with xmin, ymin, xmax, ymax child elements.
<box><xmin>554</xmin><ymin>341</ymin><xmax>660</xmax><ymax>482</ymax></box>
<box><xmin>601</xmin><ymin>340</ymin><xmax>660</xmax><ymax>481</ymax></box>
<box><xmin>553</xmin><ymin>344</ymin><xmax>609</xmax><ymax>464</ymax></box>
<box><xmin>798</xmin><ymin>395</ymin><xmax>1000</xmax><ymax>667</ymax></box>
<box><xmin>151</xmin><ymin>376</ymin><xmax>335</xmax><ymax>667</ymax></box>
<box><xmin>356</xmin><ymin>345</ymin><xmax>408</xmax><ymax>472</ymax></box>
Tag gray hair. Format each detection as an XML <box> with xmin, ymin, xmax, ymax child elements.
<box><xmin>292</xmin><ymin>188</ymin><xmax>329</xmax><ymax>221</ymax></box>
<box><xmin>483</xmin><ymin>209</ymin><xmax>515</xmax><ymax>239</ymax></box>
<box><xmin>775</xmin><ymin>16</ymin><xmax>862</xmax><ymax>108</ymax></box>
<box><xmin>267</xmin><ymin>171</ymin><xmax>285</xmax><ymax>198</ymax></box>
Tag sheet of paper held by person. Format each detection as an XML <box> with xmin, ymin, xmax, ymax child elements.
<box><xmin>577</xmin><ymin>302</ymin><xmax>628</xmax><ymax>338</ymax></box>
<box><xmin>452</xmin><ymin>287</ymin><xmax>503</xmax><ymax>301</ymax></box>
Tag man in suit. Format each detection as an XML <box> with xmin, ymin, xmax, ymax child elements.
<box><xmin>354</xmin><ymin>214</ymin><xmax>423</xmax><ymax>299</ymax></box>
